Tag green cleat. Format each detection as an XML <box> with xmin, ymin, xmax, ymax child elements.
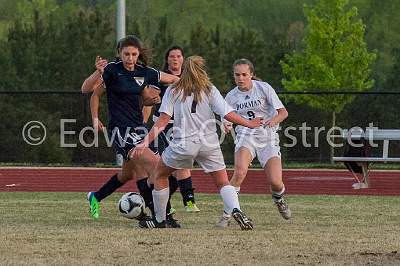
<box><xmin>168</xmin><ymin>207</ymin><xmax>176</xmax><ymax>215</ymax></box>
<box><xmin>184</xmin><ymin>200</ymin><xmax>200</xmax><ymax>212</ymax></box>
<box><xmin>87</xmin><ymin>192</ymin><xmax>100</xmax><ymax>219</ymax></box>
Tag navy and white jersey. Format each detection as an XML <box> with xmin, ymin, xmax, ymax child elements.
<box><xmin>160</xmin><ymin>86</ymin><xmax>233</xmax><ymax>139</ymax></box>
<box><xmin>225</xmin><ymin>80</ymin><xmax>284</xmax><ymax>136</ymax></box>
<box><xmin>102</xmin><ymin>61</ymin><xmax>160</xmax><ymax>128</ymax></box>
<box><xmin>152</xmin><ymin>69</ymin><xmax>178</xmax><ymax>123</ymax></box>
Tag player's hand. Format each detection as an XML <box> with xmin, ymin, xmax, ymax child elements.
<box><xmin>152</xmin><ymin>96</ymin><xmax>161</xmax><ymax>104</ymax></box>
<box><xmin>264</xmin><ymin>116</ymin><xmax>279</xmax><ymax>128</ymax></box>
<box><xmin>248</xmin><ymin>117</ymin><xmax>263</xmax><ymax>129</ymax></box>
<box><xmin>222</xmin><ymin>121</ymin><xmax>233</xmax><ymax>133</ymax></box>
<box><xmin>92</xmin><ymin>117</ymin><xmax>105</xmax><ymax>132</ymax></box>
<box><xmin>129</xmin><ymin>143</ymin><xmax>147</xmax><ymax>159</ymax></box>
<box><xmin>95</xmin><ymin>56</ymin><xmax>108</xmax><ymax>74</ymax></box>
<box><xmin>143</xmin><ymin>96</ymin><xmax>161</xmax><ymax>106</ymax></box>
<box><xmin>142</xmin><ymin>86</ymin><xmax>161</xmax><ymax>106</ymax></box>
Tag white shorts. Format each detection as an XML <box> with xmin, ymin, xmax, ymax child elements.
<box><xmin>162</xmin><ymin>133</ymin><xmax>226</xmax><ymax>173</ymax></box>
<box><xmin>234</xmin><ymin>132</ymin><xmax>281</xmax><ymax>168</ymax></box>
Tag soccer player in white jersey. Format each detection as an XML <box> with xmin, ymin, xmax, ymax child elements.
<box><xmin>218</xmin><ymin>58</ymin><xmax>291</xmax><ymax>227</ymax></box>
<box><xmin>130</xmin><ymin>56</ymin><xmax>263</xmax><ymax>229</ymax></box>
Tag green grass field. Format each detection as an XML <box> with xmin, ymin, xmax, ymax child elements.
<box><xmin>1</xmin><ymin>193</ymin><xmax>399</xmax><ymax>265</ymax></box>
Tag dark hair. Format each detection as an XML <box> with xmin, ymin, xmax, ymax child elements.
<box><xmin>162</xmin><ymin>45</ymin><xmax>184</xmax><ymax>72</ymax></box>
<box><xmin>117</xmin><ymin>35</ymin><xmax>151</xmax><ymax>66</ymax></box>
<box><xmin>232</xmin><ymin>58</ymin><xmax>262</xmax><ymax>81</ymax></box>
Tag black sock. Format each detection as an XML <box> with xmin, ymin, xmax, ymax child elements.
<box><xmin>94</xmin><ymin>174</ymin><xmax>123</xmax><ymax>202</ymax></box>
<box><xmin>166</xmin><ymin>200</ymin><xmax>172</xmax><ymax>217</ymax></box>
<box><xmin>166</xmin><ymin>176</ymin><xmax>177</xmax><ymax>216</ymax></box>
<box><xmin>136</xmin><ymin>178</ymin><xmax>154</xmax><ymax>216</ymax></box>
<box><xmin>178</xmin><ymin>177</ymin><xmax>195</xmax><ymax>206</ymax></box>
<box><xmin>137</xmin><ymin>178</ymin><xmax>175</xmax><ymax>217</ymax></box>
<box><xmin>169</xmin><ymin>175</ymin><xmax>178</xmax><ymax>195</ymax></box>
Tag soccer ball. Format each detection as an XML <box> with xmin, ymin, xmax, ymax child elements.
<box><xmin>118</xmin><ymin>192</ymin><xmax>145</xmax><ymax>219</ymax></box>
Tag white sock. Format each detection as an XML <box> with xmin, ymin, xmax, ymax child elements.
<box><xmin>222</xmin><ymin>211</ymin><xmax>231</xmax><ymax>218</ymax></box>
<box><xmin>271</xmin><ymin>185</ymin><xmax>285</xmax><ymax>201</ymax></box>
<box><xmin>152</xmin><ymin>187</ymin><xmax>169</xmax><ymax>223</ymax></box>
<box><xmin>234</xmin><ymin>186</ymin><xmax>241</xmax><ymax>194</ymax></box>
<box><xmin>220</xmin><ymin>185</ymin><xmax>240</xmax><ymax>215</ymax></box>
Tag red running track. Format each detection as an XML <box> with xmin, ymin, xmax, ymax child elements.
<box><xmin>0</xmin><ymin>167</ymin><xmax>399</xmax><ymax>195</ymax></box>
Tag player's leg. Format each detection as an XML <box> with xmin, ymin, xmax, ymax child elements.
<box><xmin>131</xmin><ymin>147</ymin><xmax>159</xmax><ymax>213</ymax></box>
<box><xmin>87</xmin><ymin>157</ymin><xmax>135</xmax><ymax>219</ymax></box>
<box><xmin>214</xmin><ymin>147</ymin><xmax>253</xmax><ymax>227</ymax></box>
<box><xmin>230</xmin><ymin>147</ymin><xmax>254</xmax><ymax>194</ymax></box>
<box><xmin>87</xmin><ymin>127</ymin><xmax>143</xmax><ymax>219</ymax></box>
<box><xmin>152</xmin><ymin>127</ymin><xmax>181</xmax><ymax>225</ymax></box>
<box><xmin>259</xmin><ymin>146</ymin><xmax>291</xmax><ymax>220</ymax></box>
<box><xmin>175</xmin><ymin>168</ymin><xmax>200</xmax><ymax>212</ymax></box>
<box><xmin>196</xmin><ymin>139</ymin><xmax>253</xmax><ymax>230</ymax></box>
<box><xmin>209</xmin><ymin>169</ymin><xmax>253</xmax><ymax>231</ymax></box>
<box><xmin>133</xmin><ymin>148</ymin><xmax>179</xmax><ymax>227</ymax></box>
<box><xmin>138</xmin><ymin>159</ymin><xmax>176</xmax><ymax>229</ymax></box>
<box><xmin>138</xmin><ymin>142</ymin><xmax>194</xmax><ymax>229</ymax></box>
<box><xmin>265</xmin><ymin>157</ymin><xmax>284</xmax><ymax>194</ymax></box>
<box><xmin>133</xmin><ymin>163</ymin><xmax>155</xmax><ymax>218</ymax></box>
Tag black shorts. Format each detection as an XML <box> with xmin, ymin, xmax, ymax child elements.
<box><xmin>109</xmin><ymin>126</ymin><xmax>158</xmax><ymax>161</ymax></box>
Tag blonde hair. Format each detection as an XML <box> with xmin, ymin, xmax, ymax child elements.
<box><xmin>172</xmin><ymin>56</ymin><xmax>212</xmax><ymax>102</ymax></box>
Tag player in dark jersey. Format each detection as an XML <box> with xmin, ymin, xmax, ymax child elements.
<box><xmin>152</xmin><ymin>46</ymin><xmax>200</xmax><ymax>213</ymax></box>
<box><xmin>86</xmin><ymin>36</ymin><xmax>179</xmax><ymax>227</ymax></box>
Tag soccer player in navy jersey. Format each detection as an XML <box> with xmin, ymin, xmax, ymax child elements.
<box><xmin>152</xmin><ymin>46</ymin><xmax>200</xmax><ymax>213</ymax></box>
<box><xmin>85</xmin><ymin>36</ymin><xmax>179</xmax><ymax>227</ymax></box>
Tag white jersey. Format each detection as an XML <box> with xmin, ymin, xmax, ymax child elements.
<box><xmin>225</xmin><ymin>80</ymin><xmax>284</xmax><ymax>137</ymax></box>
<box><xmin>159</xmin><ymin>85</ymin><xmax>233</xmax><ymax>139</ymax></box>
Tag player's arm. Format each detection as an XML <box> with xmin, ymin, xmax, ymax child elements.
<box><xmin>82</xmin><ymin>70</ymin><xmax>102</xmax><ymax>93</ymax></box>
<box><xmin>90</xmin><ymin>85</ymin><xmax>106</xmax><ymax>132</ymax></box>
<box><xmin>221</xmin><ymin>93</ymin><xmax>235</xmax><ymax>133</ymax></box>
<box><xmin>222</xmin><ymin>120</ymin><xmax>234</xmax><ymax>133</ymax></box>
<box><xmin>160</xmin><ymin>71</ymin><xmax>179</xmax><ymax>84</ymax></box>
<box><xmin>142</xmin><ymin>106</ymin><xmax>153</xmax><ymax>124</ymax></box>
<box><xmin>224</xmin><ymin>112</ymin><xmax>262</xmax><ymax>129</ymax></box>
<box><xmin>264</xmin><ymin>108</ymin><xmax>288</xmax><ymax>128</ymax></box>
<box><xmin>211</xmin><ymin>87</ymin><xmax>262</xmax><ymax>129</ymax></box>
<box><xmin>262</xmin><ymin>84</ymin><xmax>288</xmax><ymax>127</ymax></box>
<box><xmin>81</xmin><ymin>56</ymin><xmax>107</xmax><ymax>94</ymax></box>
<box><xmin>142</xmin><ymin>85</ymin><xmax>161</xmax><ymax>106</ymax></box>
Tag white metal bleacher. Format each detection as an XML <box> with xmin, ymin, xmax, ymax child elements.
<box><xmin>333</xmin><ymin>128</ymin><xmax>400</xmax><ymax>189</ymax></box>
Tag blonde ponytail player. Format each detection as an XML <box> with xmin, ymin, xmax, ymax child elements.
<box><xmin>130</xmin><ymin>56</ymin><xmax>263</xmax><ymax>229</ymax></box>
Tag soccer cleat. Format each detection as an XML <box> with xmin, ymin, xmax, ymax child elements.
<box><xmin>135</xmin><ymin>211</ymin><xmax>152</xmax><ymax>222</ymax></box>
<box><xmin>232</xmin><ymin>208</ymin><xmax>253</xmax><ymax>230</ymax></box>
<box><xmin>168</xmin><ymin>207</ymin><xmax>176</xmax><ymax>215</ymax></box>
<box><xmin>184</xmin><ymin>200</ymin><xmax>200</xmax><ymax>212</ymax></box>
<box><xmin>166</xmin><ymin>214</ymin><xmax>181</xmax><ymax>228</ymax></box>
<box><xmin>273</xmin><ymin>197</ymin><xmax>291</xmax><ymax>220</ymax></box>
<box><xmin>216</xmin><ymin>215</ymin><xmax>231</xmax><ymax>228</ymax></box>
<box><xmin>138</xmin><ymin>217</ymin><xmax>167</xmax><ymax>229</ymax></box>
<box><xmin>87</xmin><ymin>192</ymin><xmax>100</xmax><ymax>219</ymax></box>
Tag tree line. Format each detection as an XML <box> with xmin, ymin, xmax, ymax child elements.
<box><xmin>0</xmin><ymin>0</ymin><xmax>399</xmax><ymax>165</ymax></box>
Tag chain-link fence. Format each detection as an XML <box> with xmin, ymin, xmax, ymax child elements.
<box><xmin>1</xmin><ymin>91</ymin><xmax>399</xmax><ymax>166</ymax></box>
